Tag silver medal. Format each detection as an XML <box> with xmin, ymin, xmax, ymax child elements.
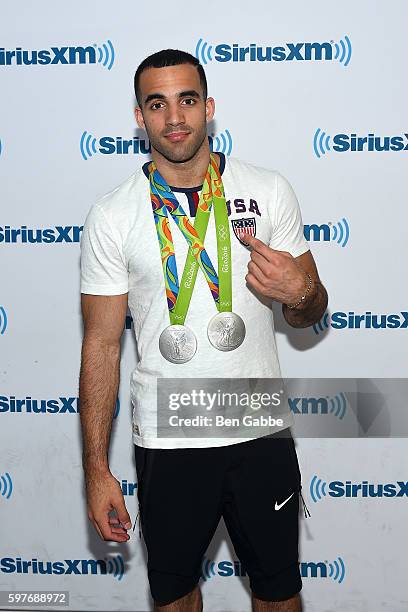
<box><xmin>159</xmin><ymin>324</ymin><xmax>197</xmax><ymax>363</ymax></box>
<box><xmin>207</xmin><ymin>311</ymin><xmax>246</xmax><ymax>351</ymax></box>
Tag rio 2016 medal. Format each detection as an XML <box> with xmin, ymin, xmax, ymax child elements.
<box><xmin>159</xmin><ymin>324</ymin><xmax>197</xmax><ymax>364</ymax></box>
<box><xmin>150</xmin><ymin>153</ymin><xmax>245</xmax><ymax>362</ymax></box>
<box><xmin>207</xmin><ymin>311</ymin><xmax>246</xmax><ymax>351</ymax></box>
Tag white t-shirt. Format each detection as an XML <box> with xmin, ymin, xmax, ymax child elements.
<box><xmin>80</xmin><ymin>154</ymin><xmax>310</xmax><ymax>448</ymax></box>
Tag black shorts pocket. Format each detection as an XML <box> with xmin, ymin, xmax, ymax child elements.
<box><xmin>288</xmin><ymin>436</ymin><xmax>302</xmax><ymax>490</ymax></box>
<box><xmin>134</xmin><ymin>445</ymin><xmax>156</xmax><ymax>536</ymax></box>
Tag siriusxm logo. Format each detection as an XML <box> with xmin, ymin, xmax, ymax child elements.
<box><xmin>202</xmin><ymin>558</ymin><xmax>246</xmax><ymax>579</ymax></box>
<box><xmin>202</xmin><ymin>556</ymin><xmax>345</xmax><ymax>583</ymax></box>
<box><xmin>310</xmin><ymin>476</ymin><xmax>408</xmax><ymax>503</ymax></box>
<box><xmin>0</xmin><ymin>555</ymin><xmax>124</xmax><ymax>580</ymax></box>
<box><xmin>302</xmin><ymin>557</ymin><xmax>345</xmax><ymax>583</ymax></box>
<box><xmin>80</xmin><ymin>132</ymin><xmax>150</xmax><ymax>160</ymax></box>
<box><xmin>209</xmin><ymin>130</ymin><xmax>232</xmax><ymax>156</ymax></box>
<box><xmin>0</xmin><ymin>396</ymin><xmax>79</xmax><ymax>414</ymax></box>
<box><xmin>314</xmin><ymin>128</ymin><xmax>408</xmax><ymax>158</ymax></box>
<box><xmin>121</xmin><ymin>480</ymin><xmax>137</xmax><ymax>496</ymax></box>
<box><xmin>0</xmin><ymin>306</ymin><xmax>7</xmax><ymax>335</ymax></box>
<box><xmin>0</xmin><ymin>396</ymin><xmax>120</xmax><ymax>418</ymax></box>
<box><xmin>0</xmin><ymin>41</ymin><xmax>115</xmax><ymax>70</ymax></box>
<box><xmin>313</xmin><ymin>311</ymin><xmax>408</xmax><ymax>334</ymax></box>
<box><xmin>80</xmin><ymin>130</ymin><xmax>232</xmax><ymax>160</ymax></box>
<box><xmin>304</xmin><ymin>218</ymin><xmax>349</xmax><ymax>247</ymax></box>
<box><xmin>195</xmin><ymin>36</ymin><xmax>351</xmax><ymax>66</ymax></box>
<box><xmin>0</xmin><ymin>472</ymin><xmax>13</xmax><ymax>499</ymax></box>
<box><xmin>289</xmin><ymin>393</ymin><xmax>347</xmax><ymax>420</ymax></box>
<box><xmin>0</xmin><ymin>225</ymin><xmax>83</xmax><ymax>244</ymax></box>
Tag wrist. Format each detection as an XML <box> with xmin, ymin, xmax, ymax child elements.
<box><xmin>285</xmin><ymin>272</ymin><xmax>315</xmax><ymax>310</ymax></box>
<box><xmin>82</xmin><ymin>455</ymin><xmax>111</xmax><ymax>478</ymax></box>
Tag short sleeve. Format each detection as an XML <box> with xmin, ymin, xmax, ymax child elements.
<box><xmin>268</xmin><ymin>173</ymin><xmax>309</xmax><ymax>258</ymax></box>
<box><xmin>80</xmin><ymin>203</ymin><xmax>129</xmax><ymax>295</ymax></box>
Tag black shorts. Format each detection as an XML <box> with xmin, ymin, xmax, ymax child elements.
<box><xmin>134</xmin><ymin>430</ymin><xmax>303</xmax><ymax>606</ymax></box>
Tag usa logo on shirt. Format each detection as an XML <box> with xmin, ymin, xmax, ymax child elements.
<box><xmin>231</xmin><ymin>217</ymin><xmax>256</xmax><ymax>246</ymax></box>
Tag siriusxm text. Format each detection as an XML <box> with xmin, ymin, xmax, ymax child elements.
<box><xmin>325</xmin><ymin>481</ymin><xmax>408</xmax><ymax>498</ymax></box>
<box><xmin>1</xmin><ymin>557</ymin><xmax>112</xmax><ymax>575</ymax></box>
<box><xmin>205</xmin><ymin>560</ymin><xmax>336</xmax><ymax>579</ymax></box>
<box><xmin>331</xmin><ymin>132</ymin><xmax>408</xmax><ymax>152</ymax></box>
<box><xmin>0</xmin><ymin>396</ymin><xmax>79</xmax><ymax>414</ymax></box>
<box><xmin>87</xmin><ymin>135</ymin><xmax>227</xmax><ymax>156</ymax></box>
<box><xmin>0</xmin><ymin>47</ymin><xmax>98</xmax><ymax>66</ymax></box>
<box><xmin>0</xmin><ymin>226</ymin><xmax>83</xmax><ymax>244</ymax></box>
<box><xmin>211</xmin><ymin>42</ymin><xmax>332</xmax><ymax>62</ymax></box>
<box><xmin>330</xmin><ymin>311</ymin><xmax>407</xmax><ymax>329</ymax></box>
<box><xmin>290</xmin><ymin>397</ymin><xmax>332</xmax><ymax>414</ymax></box>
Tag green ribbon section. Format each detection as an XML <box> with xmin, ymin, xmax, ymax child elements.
<box><xmin>149</xmin><ymin>153</ymin><xmax>232</xmax><ymax>326</ymax></box>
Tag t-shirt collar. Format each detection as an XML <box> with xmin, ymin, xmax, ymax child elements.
<box><xmin>142</xmin><ymin>152</ymin><xmax>226</xmax><ymax>193</ymax></box>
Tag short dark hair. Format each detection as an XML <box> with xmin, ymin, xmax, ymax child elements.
<box><xmin>134</xmin><ymin>49</ymin><xmax>208</xmax><ymax>106</ymax></box>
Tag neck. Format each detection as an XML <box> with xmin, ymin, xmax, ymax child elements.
<box><xmin>151</xmin><ymin>141</ymin><xmax>218</xmax><ymax>188</ymax></box>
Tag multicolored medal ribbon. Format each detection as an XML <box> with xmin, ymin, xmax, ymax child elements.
<box><xmin>149</xmin><ymin>153</ymin><xmax>245</xmax><ymax>363</ymax></box>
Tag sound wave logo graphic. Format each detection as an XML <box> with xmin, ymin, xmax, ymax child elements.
<box><xmin>0</xmin><ymin>306</ymin><xmax>8</xmax><ymax>335</ymax></box>
<box><xmin>195</xmin><ymin>38</ymin><xmax>213</xmax><ymax>65</ymax></box>
<box><xmin>329</xmin><ymin>392</ymin><xmax>347</xmax><ymax>419</ymax></box>
<box><xmin>332</xmin><ymin>36</ymin><xmax>352</xmax><ymax>67</ymax></box>
<box><xmin>330</xmin><ymin>218</ymin><xmax>349</xmax><ymax>247</ymax></box>
<box><xmin>201</xmin><ymin>557</ymin><xmax>217</xmax><ymax>580</ymax></box>
<box><xmin>209</xmin><ymin>130</ymin><xmax>233</xmax><ymax>156</ymax></box>
<box><xmin>310</xmin><ymin>475</ymin><xmax>327</xmax><ymax>503</ymax></box>
<box><xmin>105</xmin><ymin>555</ymin><xmax>124</xmax><ymax>580</ymax></box>
<box><xmin>313</xmin><ymin>311</ymin><xmax>330</xmax><ymax>335</ymax></box>
<box><xmin>313</xmin><ymin>128</ymin><xmax>331</xmax><ymax>158</ymax></box>
<box><xmin>327</xmin><ymin>557</ymin><xmax>346</xmax><ymax>583</ymax></box>
<box><xmin>80</xmin><ymin>131</ymin><xmax>98</xmax><ymax>160</ymax></box>
<box><xmin>0</xmin><ymin>472</ymin><xmax>13</xmax><ymax>499</ymax></box>
<box><xmin>94</xmin><ymin>40</ymin><xmax>115</xmax><ymax>70</ymax></box>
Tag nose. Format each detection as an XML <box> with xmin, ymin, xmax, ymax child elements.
<box><xmin>165</xmin><ymin>101</ymin><xmax>186</xmax><ymax>127</ymax></box>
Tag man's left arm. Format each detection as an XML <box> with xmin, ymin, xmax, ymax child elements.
<box><xmin>244</xmin><ymin>235</ymin><xmax>328</xmax><ymax>329</ymax></box>
<box><xmin>281</xmin><ymin>248</ymin><xmax>328</xmax><ymax>328</ymax></box>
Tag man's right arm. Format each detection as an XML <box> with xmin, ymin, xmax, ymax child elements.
<box><xmin>79</xmin><ymin>292</ymin><xmax>131</xmax><ymax>542</ymax></box>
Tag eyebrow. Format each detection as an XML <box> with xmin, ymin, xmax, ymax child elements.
<box><xmin>144</xmin><ymin>90</ymin><xmax>201</xmax><ymax>105</ymax></box>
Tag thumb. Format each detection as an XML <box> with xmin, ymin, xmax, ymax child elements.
<box><xmin>115</xmin><ymin>496</ymin><xmax>132</xmax><ymax>529</ymax></box>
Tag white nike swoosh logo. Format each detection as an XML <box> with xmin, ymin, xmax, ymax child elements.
<box><xmin>275</xmin><ymin>492</ymin><xmax>295</xmax><ymax>511</ymax></box>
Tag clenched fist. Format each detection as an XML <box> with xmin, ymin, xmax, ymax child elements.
<box><xmin>243</xmin><ymin>234</ymin><xmax>311</xmax><ymax>305</ymax></box>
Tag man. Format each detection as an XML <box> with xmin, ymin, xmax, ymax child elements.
<box><xmin>79</xmin><ymin>49</ymin><xmax>328</xmax><ymax>612</ymax></box>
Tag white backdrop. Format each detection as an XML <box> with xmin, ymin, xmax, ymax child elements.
<box><xmin>1</xmin><ymin>1</ymin><xmax>407</xmax><ymax>610</ymax></box>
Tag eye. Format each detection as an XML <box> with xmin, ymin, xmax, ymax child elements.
<box><xmin>181</xmin><ymin>98</ymin><xmax>196</xmax><ymax>105</ymax></box>
<box><xmin>150</xmin><ymin>101</ymin><xmax>164</xmax><ymax>110</ymax></box>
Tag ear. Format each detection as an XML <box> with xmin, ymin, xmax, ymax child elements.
<box><xmin>134</xmin><ymin>106</ymin><xmax>145</xmax><ymax>130</ymax></box>
<box><xmin>205</xmin><ymin>97</ymin><xmax>215</xmax><ymax>122</ymax></box>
